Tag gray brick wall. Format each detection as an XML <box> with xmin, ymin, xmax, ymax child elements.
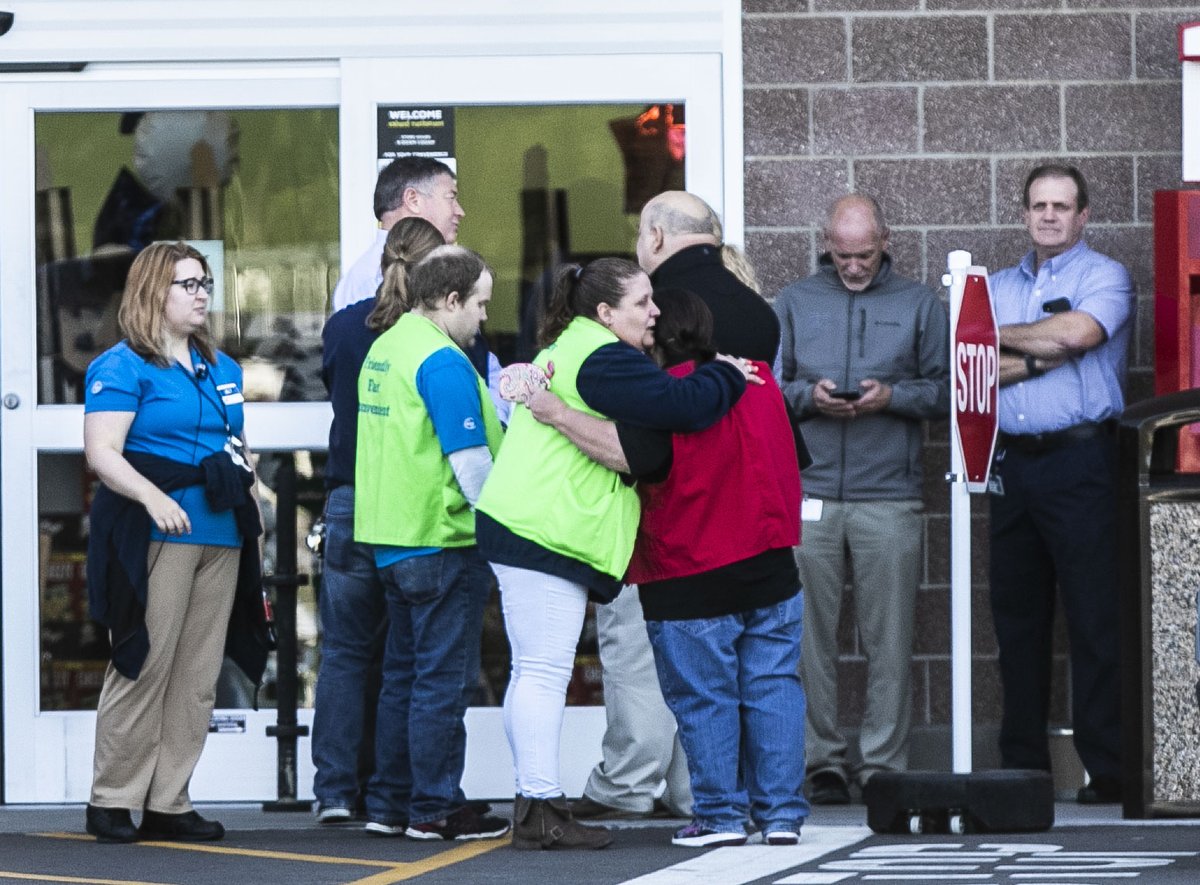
<box><xmin>743</xmin><ymin>1</ymin><xmax>1192</xmax><ymax>762</ymax></box>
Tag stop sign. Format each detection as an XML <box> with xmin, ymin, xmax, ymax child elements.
<box><xmin>953</xmin><ymin>272</ymin><xmax>999</xmax><ymax>493</ymax></box>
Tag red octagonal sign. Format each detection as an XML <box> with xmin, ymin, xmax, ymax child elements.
<box><xmin>954</xmin><ymin>273</ymin><xmax>999</xmax><ymax>493</ymax></box>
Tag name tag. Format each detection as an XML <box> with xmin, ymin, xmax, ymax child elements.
<box><xmin>801</xmin><ymin>498</ymin><xmax>823</xmax><ymax>521</ymax></box>
<box><xmin>217</xmin><ymin>382</ymin><xmax>244</xmax><ymax>406</ymax></box>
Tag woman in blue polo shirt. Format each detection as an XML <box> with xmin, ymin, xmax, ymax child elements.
<box><xmin>83</xmin><ymin>242</ymin><xmax>266</xmax><ymax>844</ymax></box>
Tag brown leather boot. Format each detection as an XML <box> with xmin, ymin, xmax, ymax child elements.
<box><xmin>511</xmin><ymin>795</ymin><xmax>613</xmax><ymax>850</ymax></box>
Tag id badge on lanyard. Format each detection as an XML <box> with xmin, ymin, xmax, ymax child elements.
<box><xmin>224</xmin><ymin>434</ymin><xmax>252</xmax><ymax>473</ymax></box>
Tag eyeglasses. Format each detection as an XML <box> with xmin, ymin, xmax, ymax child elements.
<box><xmin>172</xmin><ymin>277</ymin><xmax>215</xmax><ymax>296</ymax></box>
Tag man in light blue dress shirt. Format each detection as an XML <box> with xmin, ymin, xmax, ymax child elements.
<box><xmin>988</xmin><ymin>164</ymin><xmax>1134</xmax><ymax>805</ymax></box>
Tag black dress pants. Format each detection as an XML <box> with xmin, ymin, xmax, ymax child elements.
<box><xmin>988</xmin><ymin>432</ymin><xmax>1121</xmax><ymax>780</ymax></box>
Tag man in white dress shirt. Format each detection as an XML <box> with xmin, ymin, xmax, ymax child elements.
<box><xmin>331</xmin><ymin>157</ymin><xmax>464</xmax><ymax>312</ymax></box>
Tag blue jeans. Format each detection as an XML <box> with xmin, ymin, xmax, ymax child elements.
<box><xmin>367</xmin><ymin>547</ymin><xmax>491</xmax><ymax>826</ymax></box>
<box><xmin>646</xmin><ymin>592</ymin><xmax>809</xmax><ymax>834</ymax></box>
<box><xmin>311</xmin><ymin>485</ymin><xmax>387</xmax><ymax>811</ymax></box>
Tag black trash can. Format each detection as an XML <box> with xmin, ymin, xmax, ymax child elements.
<box><xmin>1118</xmin><ymin>389</ymin><xmax>1200</xmax><ymax>818</ymax></box>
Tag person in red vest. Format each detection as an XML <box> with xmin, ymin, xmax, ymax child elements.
<box><xmin>529</xmin><ymin>288</ymin><xmax>807</xmax><ymax>847</ymax></box>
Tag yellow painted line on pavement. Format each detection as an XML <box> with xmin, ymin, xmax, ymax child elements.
<box><xmin>0</xmin><ymin>873</ymin><xmax>176</xmax><ymax>885</ymax></box>
<box><xmin>34</xmin><ymin>832</ymin><xmax>394</xmax><ymax>866</ymax></box>
<box><xmin>342</xmin><ymin>839</ymin><xmax>507</xmax><ymax>885</ymax></box>
<box><xmin>31</xmin><ymin>831</ymin><xmax>508</xmax><ymax>883</ymax></box>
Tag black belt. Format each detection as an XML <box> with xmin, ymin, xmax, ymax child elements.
<box><xmin>999</xmin><ymin>420</ymin><xmax>1114</xmax><ymax>455</ymax></box>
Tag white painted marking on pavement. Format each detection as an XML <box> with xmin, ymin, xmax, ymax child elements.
<box><xmin>774</xmin><ymin>872</ymin><xmax>857</xmax><ymax>884</ymax></box>
<box><xmin>859</xmin><ymin>876</ymin><xmax>1004</xmax><ymax>881</ymax></box>
<box><xmin>619</xmin><ymin>826</ymin><xmax>871</xmax><ymax>885</ymax></box>
<box><xmin>859</xmin><ymin>873</ymin><xmax>998</xmax><ymax>877</ymax></box>
<box><xmin>1007</xmin><ymin>876</ymin><xmax>1138</xmax><ymax>880</ymax></box>
<box><xmin>814</xmin><ymin>842</ymin><xmax>1200</xmax><ymax>881</ymax></box>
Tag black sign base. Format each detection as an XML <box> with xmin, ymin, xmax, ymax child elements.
<box><xmin>864</xmin><ymin>770</ymin><xmax>1054</xmax><ymax>835</ymax></box>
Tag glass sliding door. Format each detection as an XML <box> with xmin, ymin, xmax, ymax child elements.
<box><xmin>1</xmin><ymin>64</ymin><xmax>340</xmax><ymax>803</ymax></box>
<box><xmin>339</xmin><ymin>53</ymin><xmax>723</xmax><ymax>800</ymax></box>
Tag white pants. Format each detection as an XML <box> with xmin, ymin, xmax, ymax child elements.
<box><xmin>493</xmin><ymin>563</ymin><xmax>588</xmax><ymax>799</ymax></box>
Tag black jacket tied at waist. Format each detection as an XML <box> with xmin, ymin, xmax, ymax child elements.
<box><xmin>86</xmin><ymin>450</ymin><xmax>273</xmax><ymax>686</ymax></box>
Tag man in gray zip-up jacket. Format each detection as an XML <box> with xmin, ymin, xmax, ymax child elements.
<box><xmin>775</xmin><ymin>194</ymin><xmax>949</xmax><ymax>804</ymax></box>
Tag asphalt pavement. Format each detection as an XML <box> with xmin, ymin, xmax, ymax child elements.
<box><xmin>0</xmin><ymin>801</ymin><xmax>1197</xmax><ymax>884</ymax></box>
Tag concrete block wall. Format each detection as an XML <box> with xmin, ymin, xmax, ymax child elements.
<box><xmin>742</xmin><ymin>0</ymin><xmax>1193</xmax><ymax>761</ymax></box>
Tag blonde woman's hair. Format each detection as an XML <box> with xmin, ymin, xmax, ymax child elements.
<box><xmin>718</xmin><ymin>244</ymin><xmax>760</xmax><ymax>294</ymax></box>
<box><xmin>117</xmin><ymin>241</ymin><xmax>215</xmax><ymax>367</ymax></box>
<box><xmin>367</xmin><ymin>217</ymin><xmax>446</xmax><ymax>332</ymax></box>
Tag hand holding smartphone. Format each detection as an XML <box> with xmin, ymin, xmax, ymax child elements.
<box><xmin>829</xmin><ymin>388</ymin><xmax>862</xmax><ymax>401</ymax></box>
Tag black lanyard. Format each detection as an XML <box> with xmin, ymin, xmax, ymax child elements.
<box><xmin>183</xmin><ymin>353</ymin><xmax>232</xmax><ymax>436</ymax></box>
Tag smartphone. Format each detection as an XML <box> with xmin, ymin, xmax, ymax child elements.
<box><xmin>829</xmin><ymin>388</ymin><xmax>862</xmax><ymax>401</ymax></box>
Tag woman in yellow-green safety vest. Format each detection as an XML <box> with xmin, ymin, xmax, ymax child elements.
<box><xmin>475</xmin><ymin>257</ymin><xmax>757</xmax><ymax>849</ymax></box>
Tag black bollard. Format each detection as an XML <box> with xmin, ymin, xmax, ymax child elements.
<box><xmin>263</xmin><ymin>455</ymin><xmax>313</xmax><ymax>813</ymax></box>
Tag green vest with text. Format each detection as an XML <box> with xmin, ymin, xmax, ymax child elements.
<box><xmin>476</xmin><ymin>316</ymin><xmax>639</xmax><ymax>578</ymax></box>
<box><xmin>354</xmin><ymin>313</ymin><xmax>502</xmax><ymax>548</ymax></box>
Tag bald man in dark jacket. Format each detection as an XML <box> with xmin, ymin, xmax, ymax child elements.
<box><xmin>573</xmin><ymin>191</ymin><xmax>780</xmax><ymax>822</ymax></box>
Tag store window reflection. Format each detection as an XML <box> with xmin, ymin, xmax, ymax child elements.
<box><xmin>38</xmin><ymin>453</ymin><xmax>104</xmax><ymax>710</ymax></box>
<box><xmin>451</xmin><ymin>102</ymin><xmax>685</xmax><ymax>365</ymax></box>
<box><xmin>34</xmin><ymin>108</ymin><xmax>339</xmax><ymax>405</ymax></box>
<box><xmin>38</xmin><ymin>450</ymin><xmax>326</xmax><ymax>712</ymax></box>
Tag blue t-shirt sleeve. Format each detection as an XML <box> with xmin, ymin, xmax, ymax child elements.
<box><xmin>85</xmin><ymin>345</ymin><xmax>141</xmax><ymax>413</ymax></box>
<box><xmin>416</xmin><ymin>347</ymin><xmax>489</xmax><ymax>455</ymax></box>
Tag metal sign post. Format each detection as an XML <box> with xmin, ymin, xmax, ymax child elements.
<box><xmin>943</xmin><ymin>249</ymin><xmax>1000</xmax><ymax>774</ymax></box>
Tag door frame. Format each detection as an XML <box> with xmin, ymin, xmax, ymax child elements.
<box><xmin>0</xmin><ymin>63</ymin><xmax>341</xmax><ymax>803</ymax></box>
<box><xmin>0</xmin><ymin>2</ymin><xmax>744</xmax><ymax>804</ymax></box>
<box><xmin>337</xmin><ymin>51</ymin><xmax>730</xmax><ymax>802</ymax></box>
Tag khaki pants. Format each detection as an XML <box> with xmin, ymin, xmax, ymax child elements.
<box><xmin>796</xmin><ymin>499</ymin><xmax>922</xmax><ymax>787</ymax></box>
<box><xmin>91</xmin><ymin>542</ymin><xmax>239</xmax><ymax>813</ymax></box>
<box><xmin>584</xmin><ymin>585</ymin><xmax>692</xmax><ymax>816</ymax></box>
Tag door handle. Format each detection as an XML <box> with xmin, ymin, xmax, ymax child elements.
<box><xmin>3</xmin><ymin>392</ymin><xmax>20</xmax><ymax>409</ymax></box>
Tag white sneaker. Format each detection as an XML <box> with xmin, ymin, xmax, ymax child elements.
<box><xmin>363</xmin><ymin>820</ymin><xmax>406</xmax><ymax>836</ymax></box>
<box><xmin>764</xmin><ymin>830</ymin><xmax>799</xmax><ymax>845</ymax></box>
<box><xmin>315</xmin><ymin>806</ymin><xmax>352</xmax><ymax>824</ymax></box>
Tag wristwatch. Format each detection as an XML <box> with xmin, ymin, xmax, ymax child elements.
<box><xmin>1024</xmin><ymin>353</ymin><xmax>1043</xmax><ymax>378</ymax></box>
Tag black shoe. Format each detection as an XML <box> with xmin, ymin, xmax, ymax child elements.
<box><xmin>86</xmin><ymin>805</ymin><xmax>138</xmax><ymax>843</ymax></box>
<box><xmin>1077</xmin><ymin>776</ymin><xmax>1122</xmax><ymax>805</ymax></box>
<box><xmin>807</xmin><ymin>771</ymin><xmax>851</xmax><ymax>805</ymax></box>
<box><xmin>649</xmin><ymin>798</ymin><xmax>689</xmax><ymax>819</ymax></box>
<box><xmin>404</xmin><ymin>805</ymin><xmax>509</xmax><ymax>841</ymax></box>
<box><xmin>570</xmin><ymin>795</ymin><xmax>647</xmax><ymax>820</ymax></box>
<box><xmin>138</xmin><ymin>809</ymin><xmax>225</xmax><ymax>842</ymax></box>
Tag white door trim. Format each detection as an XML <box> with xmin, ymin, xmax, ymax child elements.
<box><xmin>0</xmin><ymin>64</ymin><xmax>340</xmax><ymax>803</ymax></box>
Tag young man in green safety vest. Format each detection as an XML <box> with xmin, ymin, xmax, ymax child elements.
<box><xmin>353</xmin><ymin>245</ymin><xmax>508</xmax><ymax>841</ymax></box>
